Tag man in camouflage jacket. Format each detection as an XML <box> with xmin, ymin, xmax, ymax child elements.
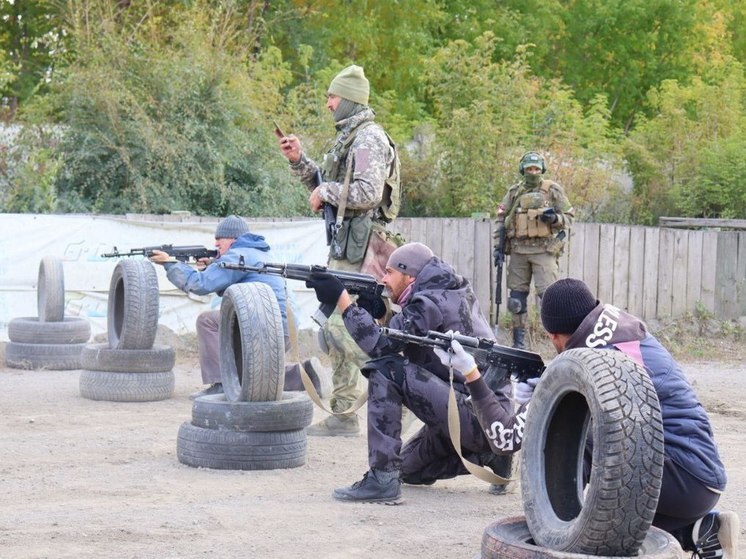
<box><xmin>495</xmin><ymin>152</ymin><xmax>574</xmax><ymax>349</ymax></box>
<box><xmin>304</xmin><ymin>243</ymin><xmax>513</xmax><ymax>503</ymax></box>
<box><xmin>279</xmin><ymin>65</ymin><xmax>398</xmax><ymax>436</ymax></box>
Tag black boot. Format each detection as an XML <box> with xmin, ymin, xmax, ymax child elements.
<box><xmin>512</xmin><ymin>327</ymin><xmax>526</xmax><ymax>349</ymax></box>
<box><xmin>332</xmin><ymin>469</ymin><xmax>402</xmax><ymax>504</ymax></box>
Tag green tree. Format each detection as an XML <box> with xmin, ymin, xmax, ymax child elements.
<box><xmin>416</xmin><ymin>33</ymin><xmax>623</xmax><ymax>220</ymax></box>
<box><xmin>624</xmin><ymin>57</ymin><xmax>746</xmax><ymax>222</ymax></box>
<box><xmin>0</xmin><ymin>0</ymin><xmax>68</xmax><ymax>118</ymax></box>
<box><xmin>30</xmin><ymin>0</ymin><xmax>307</xmax><ymax>216</ymax></box>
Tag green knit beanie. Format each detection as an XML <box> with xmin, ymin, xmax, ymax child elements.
<box><xmin>328</xmin><ymin>65</ymin><xmax>370</xmax><ymax>105</ymax></box>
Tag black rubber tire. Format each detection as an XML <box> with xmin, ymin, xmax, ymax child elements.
<box><xmin>191</xmin><ymin>392</ymin><xmax>314</xmax><ymax>432</ymax></box>
<box><xmin>107</xmin><ymin>259</ymin><xmax>159</xmax><ymax>350</ymax></box>
<box><xmin>79</xmin><ymin>370</ymin><xmax>175</xmax><ymax>402</ymax></box>
<box><xmin>5</xmin><ymin>341</ymin><xmax>84</xmax><ymax>370</ymax></box>
<box><xmin>521</xmin><ymin>348</ymin><xmax>665</xmax><ymax>556</ymax></box>
<box><xmin>80</xmin><ymin>343</ymin><xmax>175</xmax><ymax>373</ymax></box>
<box><xmin>8</xmin><ymin>317</ymin><xmax>91</xmax><ymax>344</ymax></box>
<box><xmin>176</xmin><ymin>422</ymin><xmax>307</xmax><ymax>470</ymax></box>
<box><xmin>480</xmin><ymin>516</ymin><xmax>683</xmax><ymax>559</ymax></box>
<box><xmin>37</xmin><ymin>255</ymin><xmax>65</xmax><ymax>322</ymax></box>
<box><xmin>219</xmin><ymin>283</ymin><xmax>284</xmax><ymax>403</ymax></box>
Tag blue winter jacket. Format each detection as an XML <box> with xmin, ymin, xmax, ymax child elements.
<box><xmin>566</xmin><ymin>303</ymin><xmax>726</xmax><ymax>492</ymax></box>
<box><xmin>163</xmin><ymin>233</ymin><xmax>288</xmax><ymax>332</ymax></box>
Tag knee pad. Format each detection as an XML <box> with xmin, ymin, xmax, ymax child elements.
<box><xmin>507</xmin><ymin>290</ymin><xmax>529</xmax><ymax>314</ymax></box>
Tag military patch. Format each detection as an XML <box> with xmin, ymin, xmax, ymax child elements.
<box><xmin>355</xmin><ymin>148</ymin><xmax>370</xmax><ymax>172</ymax></box>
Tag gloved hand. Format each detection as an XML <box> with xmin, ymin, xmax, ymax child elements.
<box><xmin>356</xmin><ymin>293</ymin><xmax>387</xmax><ymax>320</ymax></box>
<box><xmin>540</xmin><ymin>207</ymin><xmax>558</xmax><ymax>224</ymax></box>
<box><xmin>433</xmin><ymin>337</ymin><xmax>477</xmax><ymax>375</ymax></box>
<box><xmin>305</xmin><ymin>271</ymin><xmax>345</xmax><ymax>306</ymax></box>
<box><xmin>514</xmin><ymin>377</ymin><xmax>540</xmax><ymax>406</ymax></box>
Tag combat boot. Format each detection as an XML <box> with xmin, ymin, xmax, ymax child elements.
<box><xmin>512</xmin><ymin>327</ymin><xmax>526</xmax><ymax>349</ymax></box>
<box><xmin>333</xmin><ymin>469</ymin><xmax>402</xmax><ymax>504</ymax></box>
<box><xmin>306</xmin><ymin>413</ymin><xmax>359</xmax><ymax>437</ymax></box>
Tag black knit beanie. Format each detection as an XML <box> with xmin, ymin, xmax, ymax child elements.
<box><xmin>541</xmin><ymin>278</ymin><xmax>599</xmax><ymax>334</ymax></box>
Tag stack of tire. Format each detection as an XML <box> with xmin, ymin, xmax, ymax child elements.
<box><xmin>177</xmin><ymin>282</ymin><xmax>312</xmax><ymax>470</ymax></box>
<box><xmin>476</xmin><ymin>349</ymin><xmax>682</xmax><ymax>559</ymax></box>
<box><xmin>6</xmin><ymin>256</ymin><xmax>91</xmax><ymax>370</ymax></box>
<box><xmin>79</xmin><ymin>259</ymin><xmax>175</xmax><ymax>402</ymax></box>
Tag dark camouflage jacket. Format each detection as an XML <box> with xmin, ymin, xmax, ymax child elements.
<box><xmin>341</xmin><ymin>257</ymin><xmax>493</xmax><ymax>390</ymax></box>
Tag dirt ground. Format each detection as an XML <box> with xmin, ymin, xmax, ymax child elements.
<box><xmin>0</xmin><ymin>337</ymin><xmax>744</xmax><ymax>559</ymax></box>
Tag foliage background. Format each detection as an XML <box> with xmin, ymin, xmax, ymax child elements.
<box><xmin>0</xmin><ymin>0</ymin><xmax>744</xmax><ymax>222</ymax></box>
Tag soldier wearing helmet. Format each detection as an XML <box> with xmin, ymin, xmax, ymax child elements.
<box><xmin>494</xmin><ymin>152</ymin><xmax>574</xmax><ymax>349</ymax></box>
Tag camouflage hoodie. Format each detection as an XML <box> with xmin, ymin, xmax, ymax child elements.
<box><xmin>341</xmin><ymin>256</ymin><xmax>493</xmax><ymax>388</ymax></box>
<box><xmin>290</xmin><ymin>108</ymin><xmax>393</xmax><ymax>212</ymax></box>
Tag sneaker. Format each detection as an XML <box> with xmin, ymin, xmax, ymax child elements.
<box><xmin>333</xmin><ymin>469</ymin><xmax>402</xmax><ymax>504</ymax></box>
<box><xmin>190</xmin><ymin>383</ymin><xmax>223</xmax><ymax>400</ymax></box>
<box><xmin>306</xmin><ymin>414</ymin><xmax>360</xmax><ymax>437</ymax></box>
<box><xmin>692</xmin><ymin>511</ymin><xmax>740</xmax><ymax>558</ymax></box>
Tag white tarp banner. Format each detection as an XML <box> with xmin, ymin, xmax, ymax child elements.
<box><xmin>0</xmin><ymin>214</ymin><xmax>330</xmax><ymax>342</ymax></box>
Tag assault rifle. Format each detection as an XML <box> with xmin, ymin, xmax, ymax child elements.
<box><xmin>102</xmin><ymin>245</ymin><xmax>217</xmax><ymax>263</ymax></box>
<box><xmin>219</xmin><ymin>258</ymin><xmax>384</xmax><ymax>326</ymax></box>
<box><xmin>316</xmin><ymin>169</ymin><xmax>338</xmax><ymax>248</ymax></box>
<box><xmin>379</xmin><ymin>327</ymin><xmax>545</xmax><ymax>386</ymax></box>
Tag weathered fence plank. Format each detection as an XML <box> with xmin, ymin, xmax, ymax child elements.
<box><xmin>671</xmin><ymin>229</ymin><xmax>690</xmax><ymax>318</ymax></box>
<box><xmin>643</xmin><ymin>228</ymin><xmax>660</xmax><ymax>320</ymax></box>
<box><xmin>628</xmin><ymin>226</ymin><xmax>646</xmax><ymax>316</ymax></box>
<box><xmin>701</xmin><ymin>231</ymin><xmax>718</xmax><ymax>314</ymax></box>
<box><xmin>685</xmin><ymin>230</ymin><xmax>704</xmax><ymax>317</ymax></box>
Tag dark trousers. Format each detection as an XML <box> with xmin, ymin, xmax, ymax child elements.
<box><xmin>365</xmin><ymin>360</ymin><xmax>492</xmax><ymax>483</ymax></box>
<box><xmin>584</xmin><ymin>447</ymin><xmax>720</xmax><ymax>549</ymax></box>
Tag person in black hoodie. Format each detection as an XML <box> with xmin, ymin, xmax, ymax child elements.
<box><xmin>305</xmin><ymin>242</ymin><xmax>515</xmax><ymax>503</ymax></box>
<box><xmin>441</xmin><ymin>277</ymin><xmax>737</xmax><ymax>558</ymax></box>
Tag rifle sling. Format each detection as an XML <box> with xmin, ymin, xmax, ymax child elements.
<box><xmin>445</xmin><ymin>363</ymin><xmax>514</xmax><ymax>485</ymax></box>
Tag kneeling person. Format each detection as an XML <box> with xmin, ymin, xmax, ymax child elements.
<box><xmin>305</xmin><ymin>243</ymin><xmax>519</xmax><ymax>503</ymax></box>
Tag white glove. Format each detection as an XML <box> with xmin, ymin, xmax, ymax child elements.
<box><xmin>433</xmin><ymin>338</ymin><xmax>477</xmax><ymax>375</ymax></box>
<box><xmin>514</xmin><ymin>377</ymin><xmax>540</xmax><ymax>406</ymax></box>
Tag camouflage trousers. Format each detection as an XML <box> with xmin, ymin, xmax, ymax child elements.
<box><xmin>364</xmin><ymin>357</ymin><xmax>498</xmax><ymax>482</ymax></box>
<box><xmin>506</xmin><ymin>251</ymin><xmax>559</xmax><ymax>329</ymax></box>
<box><xmin>322</xmin><ymin>257</ymin><xmax>368</xmax><ymax>412</ymax></box>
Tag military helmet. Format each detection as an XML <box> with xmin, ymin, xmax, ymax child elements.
<box><xmin>519</xmin><ymin>151</ymin><xmax>546</xmax><ymax>175</ymax></box>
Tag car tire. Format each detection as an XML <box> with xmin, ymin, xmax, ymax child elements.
<box><xmin>521</xmin><ymin>348</ymin><xmax>665</xmax><ymax>556</ymax></box>
<box><xmin>5</xmin><ymin>341</ymin><xmax>85</xmax><ymax>370</ymax></box>
<box><xmin>37</xmin><ymin>255</ymin><xmax>65</xmax><ymax>322</ymax></box>
<box><xmin>480</xmin><ymin>516</ymin><xmax>682</xmax><ymax>559</ymax></box>
<box><xmin>191</xmin><ymin>392</ymin><xmax>313</xmax><ymax>432</ymax></box>
<box><xmin>176</xmin><ymin>422</ymin><xmax>307</xmax><ymax>470</ymax></box>
<box><xmin>219</xmin><ymin>282</ymin><xmax>284</xmax><ymax>403</ymax></box>
<box><xmin>8</xmin><ymin>317</ymin><xmax>91</xmax><ymax>345</ymax></box>
<box><xmin>107</xmin><ymin>259</ymin><xmax>159</xmax><ymax>350</ymax></box>
<box><xmin>80</xmin><ymin>343</ymin><xmax>175</xmax><ymax>373</ymax></box>
<box><xmin>79</xmin><ymin>370</ymin><xmax>175</xmax><ymax>402</ymax></box>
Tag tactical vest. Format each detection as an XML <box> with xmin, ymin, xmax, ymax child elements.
<box><xmin>506</xmin><ymin>180</ymin><xmax>554</xmax><ymax>239</ymax></box>
<box><xmin>320</xmin><ymin>121</ymin><xmax>400</xmax><ymax>223</ymax></box>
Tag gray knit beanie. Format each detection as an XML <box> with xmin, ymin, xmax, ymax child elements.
<box><xmin>215</xmin><ymin>215</ymin><xmax>250</xmax><ymax>239</ymax></box>
<box><xmin>328</xmin><ymin>65</ymin><xmax>370</xmax><ymax>105</ymax></box>
<box><xmin>386</xmin><ymin>242</ymin><xmax>435</xmax><ymax>277</ymax></box>
<box><xmin>540</xmin><ymin>278</ymin><xmax>599</xmax><ymax>334</ymax></box>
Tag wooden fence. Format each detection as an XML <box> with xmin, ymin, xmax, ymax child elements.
<box><xmin>124</xmin><ymin>213</ymin><xmax>746</xmax><ymax>323</ymax></box>
<box><xmin>390</xmin><ymin>218</ymin><xmax>746</xmax><ymax>323</ymax></box>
